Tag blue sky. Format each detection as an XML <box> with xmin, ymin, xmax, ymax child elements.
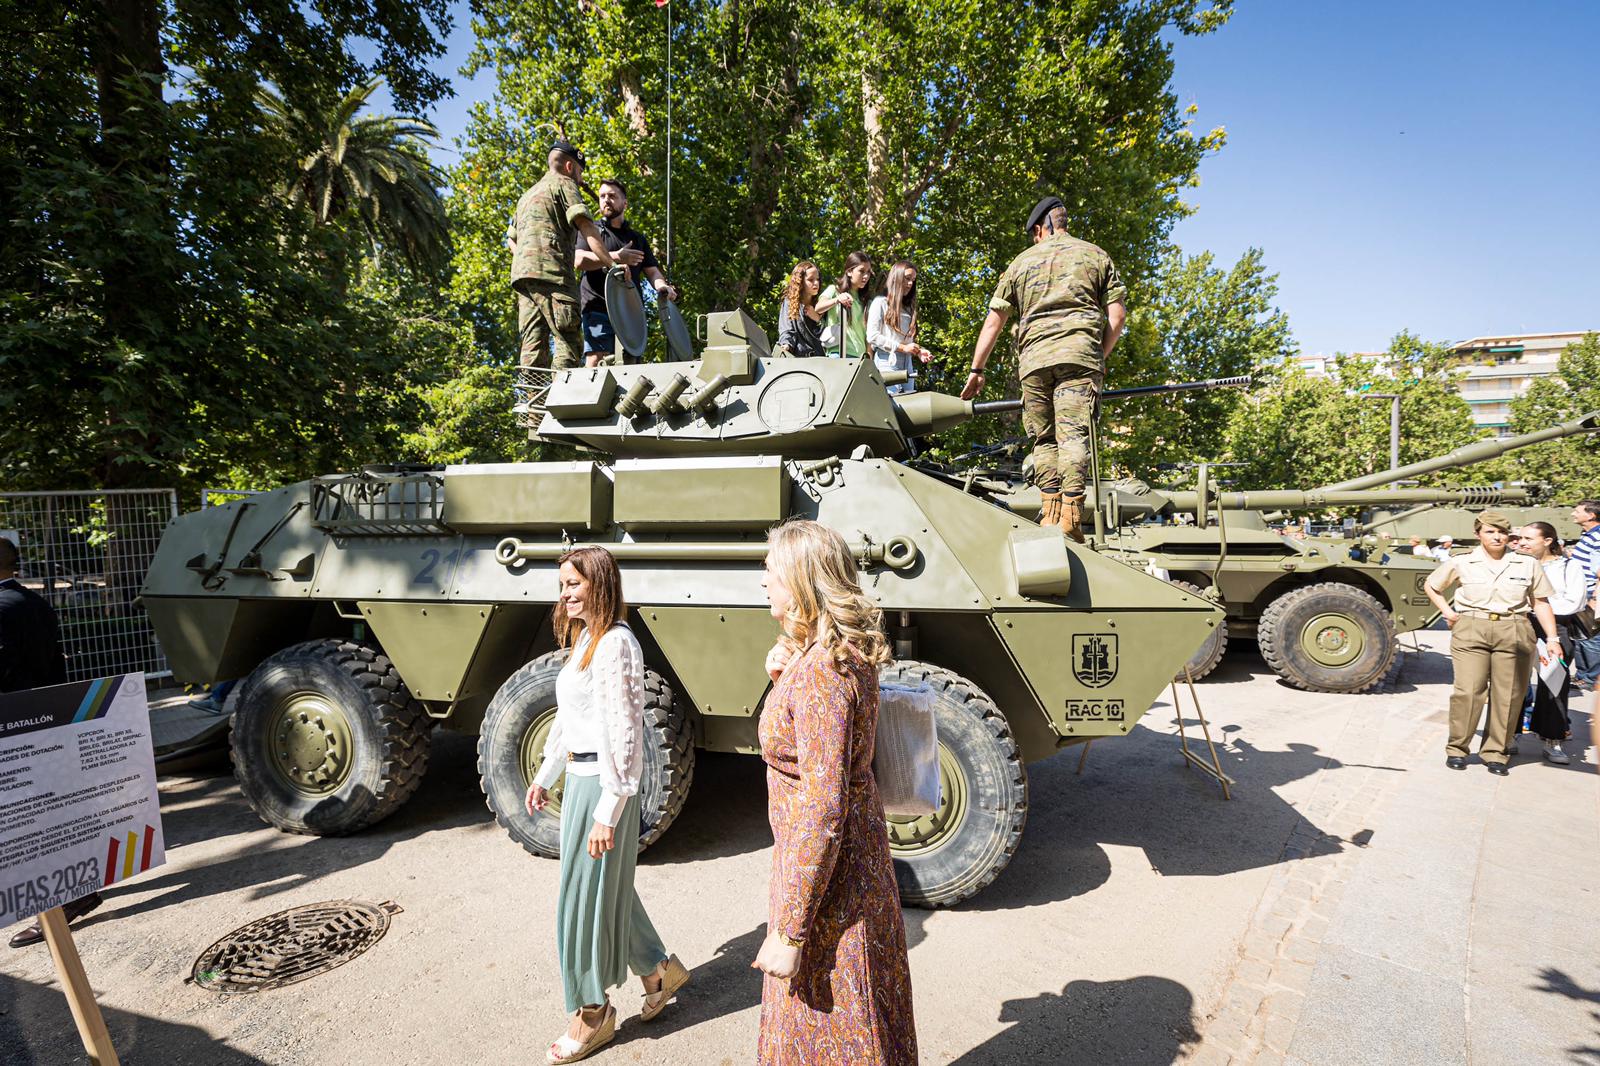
<box><xmin>405</xmin><ymin>1</ymin><xmax>1598</xmax><ymax>357</ymax></box>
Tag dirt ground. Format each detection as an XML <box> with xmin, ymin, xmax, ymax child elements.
<box><xmin>2</xmin><ymin>633</ymin><xmax>1595</xmax><ymax>1065</ymax></box>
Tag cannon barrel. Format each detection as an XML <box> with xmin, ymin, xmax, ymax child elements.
<box><xmin>898</xmin><ymin>375</ymin><xmax>1252</xmax><ymax>437</ymax></box>
<box><xmin>1163</xmin><ymin>485</ymin><xmax>1533</xmax><ymax>514</ymax></box>
<box><xmin>1316</xmin><ymin>411</ymin><xmax>1600</xmax><ymax>492</ymax></box>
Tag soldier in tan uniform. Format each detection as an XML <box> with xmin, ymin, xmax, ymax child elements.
<box><xmin>1424</xmin><ymin>510</ymin><xmax>1564</xmax><ymax>775</ymax></box>
<box><xmin>510</xmin><ymin>139</ymin><xmax>615</xmax><ymax>370</ymax></box>
<box><xmin>962</xmin><ymin>196</ymin><xmax>1127</xmax><ymax>542</ymax></box>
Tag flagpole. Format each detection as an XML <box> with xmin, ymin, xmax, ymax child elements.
<box><xmin>665</xmin><ymin>0</ymin><xmax>673</xmax><ymax>270</ymax></box>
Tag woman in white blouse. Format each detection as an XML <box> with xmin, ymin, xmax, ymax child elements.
<box><xmin>1516</xmin><ymin>523</ymin><xmax>1586</xmax><ymax>763</ymax></box>
<box><xmin>867</xmin><ymin>260</ymin><xmax>933</xmax><ymax>395</ymax></box>
<box><xmin>527</xmin><ymin>546</ymin><xmax>690</xmax><ymax>1062</ymax></box>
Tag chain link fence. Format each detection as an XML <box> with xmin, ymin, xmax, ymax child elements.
<box><xmin>0</xmin><ymin>490</ymin><xmax>179</xmax><ymax>682</ymax></box>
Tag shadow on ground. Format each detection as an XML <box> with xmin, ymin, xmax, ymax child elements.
<box><xmin>0</xmin><ymin>972</ymin><xmax>271</xmax><ymax>1066</ymax></box>
<box><xmin>949</xmin><ymin>975</ymin><xmax>1199</xmax><ymax>1065</ymax></box>
<box><xmin>1535</xmin><ymin>967</ymin><xmax>1600</xmax><ymax>1062</ymax></box>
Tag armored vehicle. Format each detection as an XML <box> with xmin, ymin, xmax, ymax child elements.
<box><xmin>141</xmin><ymin>310</ymin><xmax>1221</xmax><ymax>908</ymax></box>
<box><xmin>938</xmin><ymin>406</ymin><xmax>1599</xmax><ymax>693</ymax></box>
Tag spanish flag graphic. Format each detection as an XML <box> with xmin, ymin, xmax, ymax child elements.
<box><xmin>104</xmin><ymin>824</ymin><xmax>158</xmax><ymax>886</ymax></box>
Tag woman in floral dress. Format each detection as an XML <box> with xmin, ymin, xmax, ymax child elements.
<box><xmin>752</xmin><ymin>519</ymin><xmax>917</xmax><ymax>1066</ymax></box>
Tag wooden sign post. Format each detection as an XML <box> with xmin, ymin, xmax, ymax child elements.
<box><xmin>39</xmin><ymin>906</ymin><xmax>120</xmax><ymax>1066</ymax></box>
<box><xmin>1</xmin><ymin>673</ymin><xmax>166</xmax><ymax>1065</ymax></box>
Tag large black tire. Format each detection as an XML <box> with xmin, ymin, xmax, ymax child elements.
<box><xmin>229</xmin><ymin>639</ymin><xmax>432</xmax><ymax>835</ymax></box>
<box><xmin>881</xmin><ymin>661</ymin><xmax>1027</xmax><ymax>909</ymax></box>
<box><xmin>1257</xmin><ymin>583</ymin><xmax>1397</xmax><ymax>693</ymax></box>
<box><xmin>1170</xmin><ymin>580</ymin><xmax>1228</xmax><ymax>681</ymax></box>
<box><xmin>477</xmin><ymin>649</ymin><xmax>695</xmax><ymax>858</ymax></box>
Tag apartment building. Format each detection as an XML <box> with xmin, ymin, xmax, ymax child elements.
<box><xmin>1450</xmin><ymin>331</ymin><xmax>1588</xmax><ymax>435</ymax></box>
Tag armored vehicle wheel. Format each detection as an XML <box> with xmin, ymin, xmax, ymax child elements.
<box><xmin>477</xmin><ymin>649</ymin><xmax>694</xmax><ymax>859</ymax></box>
<box><xmin>1257</xmin><ymin>583</ymin><xmax>1397</xmax><ymax>694</ymax></box>
<box><xmin>1170</xmin><ymin>580</ymin><xmax>1227</xmax><ymax>681</ymax></box>
<box><xmin>229</xmin><ymin>639</ymin><xmax>432</xmax><ymax>835</ymax></box>
<box><xmin>881</xmin><ymin>662</ymin><xmax>1026</xmax><ymax>908</ymax></box>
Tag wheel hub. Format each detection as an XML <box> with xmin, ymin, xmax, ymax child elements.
<box><xmin>886</xmin><ymin>744</ymin><xmax>968</xmax><ymax>855</ymax></box>
<box><xmin>268</xmin><ymin>693</ymin><xmax>354</xmax><ymax>796</ymax></box>
<box><xmin>521</xmin><ymin>708</ymin><xmax>564</xmax><ymax>815</ymax></box>
<box><xmin>1301</xmin><ymin>611</ymin><xmax>1365</xmax><ymax>667</ymax></box>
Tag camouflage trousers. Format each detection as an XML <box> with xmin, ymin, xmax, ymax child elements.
<box><xmin>515</xmin><ymin>281</ymin><xmax>582</xmax><ymax>371</ymax></box>
<box><xmin>1021</xmin><ymin>365</ymin><xmax>1102</xmax><ymax>497</ymax></box>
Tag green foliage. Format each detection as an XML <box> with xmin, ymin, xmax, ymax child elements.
<box><xmin>257</xmin><ymin>79</ymin><xmax>453</xmax><ymax>276</ymax></box>
<box><xmin>1103</xmin><ymin>247</ymin><xmax>1294</xmax><ymax>472</ymax></box>
<box><xmin>1222</xmin><ymin>332</ymin><xmax>1483</xmax><ymax>492</ymax></box>
<box><xmin>450</xmin><ymin>0</ymin><xmax>1232</xmax><ymax>456</ymax></box>
<box><xmin>1505</xmin><ymin>332</ymin><xmax>1600</xmax><ymax>501</ymax></box>
<box><xmin>0</xmin><ymin>0</ymin><xmax>466</xmax><ymax>497</ymax></box>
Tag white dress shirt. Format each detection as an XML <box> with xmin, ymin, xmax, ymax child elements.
<box><xmin>533</xmin><ymin>624</ymin><xmax>646</xmax><ymax>827</ymax></box>
<box><xmin>867</xmin><ymin>296</ymin><xmax>918</xmax><ymax>395</ymax></box>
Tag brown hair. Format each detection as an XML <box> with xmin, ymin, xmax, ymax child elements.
<box><xmin>835</xmin><ymin>250</ymin><xmax>874</xmax><ymax>294</ymax></box>
<box><xmin>765</xmin><ymin>519</ymin><xmax>892</xmax><ymax>671</ymax></box>
<box><xmin>784</xmin><ymin>260</ymin><xmax>818</xmax><ymax>323</ymax></box>
<box><xmin>883</xmin><ymin>260</ymin><xmax>918</xmax><ymax>340</ymax></box>
<box><xmin>552</xmin><ymin>546</ymin><xmax>626</xmax><ymax>670</ymax></box>
<box><xmin>1524</xmin><ymin>520</ymin><xmax>1561</xmax><ymax>551</ymax></box>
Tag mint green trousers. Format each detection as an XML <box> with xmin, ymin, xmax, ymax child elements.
<box><xmin>556</xmin><ymin>773</ymin><xmax>668</xmax><ymax>1012</ymax></box>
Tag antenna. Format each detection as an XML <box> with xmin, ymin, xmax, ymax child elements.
<box><xmin>664</xmin><ymin>0</ymin><xmax>673</xmax><ymax>270</ymax></box>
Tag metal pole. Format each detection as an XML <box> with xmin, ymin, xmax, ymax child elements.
<box><xmin>664</xmin><ymin>0</ymin><xmax>672</xmax><ymax>270</ymax></box>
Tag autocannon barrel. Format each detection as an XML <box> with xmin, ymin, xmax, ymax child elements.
<box><xmin>966</xmin><ymin>375</ymin><xmax>1252</xmax><ymax>419</ymax></box>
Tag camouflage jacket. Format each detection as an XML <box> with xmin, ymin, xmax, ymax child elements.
<box><xmin>989</xmin><ymin>232</ymin><xmax>1127</xmax><ymax>378</ymax></box>
<box><xmin>510</xmin><ymin>170</ymin><xmax>592</xmax><ymax>292</ymax></box>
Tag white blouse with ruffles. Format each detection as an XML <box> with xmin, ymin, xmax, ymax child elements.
<box><xmin>532</xmin><ymin>624</ymin><xmax>646</xmax><ymax>828</ymax></box>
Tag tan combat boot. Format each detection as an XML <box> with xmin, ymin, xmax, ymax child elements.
<box><xmin>1059</xmin><ymin>495</ymin><xmax>1086</xmax><ymax>544</ymax></box>
<box><xmin>1039</xmin><ymin>491</ymin><xmax>1063</xmax><ymax>528</ymax></box>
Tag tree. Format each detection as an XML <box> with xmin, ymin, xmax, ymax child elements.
<box><xmin>450</xmin><ymin>0</ymin><xmax>1232</xmax><ymax>450</ymax></box>
<box><xmin>1101</xmin><ymin>247</ymin><xmax>1294</xmax><ymax>473</ymax></box>
<box><xmin>1222</xmin><ymin>332</ymin><xmax>1483</xmax><ymax>491</ymax></box>
<box><xmin>0</xmin><ymin>0</ymin><xmax>461</xmax><ymax>495</ymax></box>
<box><xmin>1505</xmin><ymin>332</ymin><xmax>1600</xmax><ymax>501</ymax></box>
<box><xmin>257</xmin><ymin>79</ymin><xmax>452</xmax><ymax>277</ymax></box>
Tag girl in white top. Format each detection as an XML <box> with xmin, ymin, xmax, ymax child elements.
<box><xmin>526</xmin><ymin>546</ymin><xmax>689</xmax><ymax>1062</ymax></box>
<box><xmin>1517</xmin><ymin>522</ymin><xmax>1584</xmax><ymax>763</ymax></box>
<box><xmin>867</xmin><ymin>260</ymin><xmax>933</xmax><ymax>395</ymax></box>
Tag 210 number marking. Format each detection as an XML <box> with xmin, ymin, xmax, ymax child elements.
<box><xmin>413</xmin><ymin>548</ymin><xmax>476</xmax><ymax>586</ymax></box>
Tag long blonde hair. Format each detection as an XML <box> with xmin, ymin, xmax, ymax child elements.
<box><xmin>883</xmin><ymin>259</ymin><xmax>919</xmax><ymax>340</ymax></box>
<box><xmin>766</xmin><ymin>519</ymin><xmax>892</xmax><ymax>671</ymax></box>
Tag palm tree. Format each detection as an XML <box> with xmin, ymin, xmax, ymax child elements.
<box><xmin>257</xmin><ymin>78</ymin><xmax>450</xmax><ymax>276</ymax></box>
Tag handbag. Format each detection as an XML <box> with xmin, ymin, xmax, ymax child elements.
<box><xmin>874</xmin><ymin>682</ymin><xmax>940</xmax><ymax>816</ymax></box>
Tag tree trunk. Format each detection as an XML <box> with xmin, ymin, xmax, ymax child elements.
<box><xmin>861</xmin><ymin>67</ymin><xmax>888</xmax><ymax>231</ymax></box>
<box><xmin>619</xmin><ymin>67</ymin><xmax>651</xmax><ymax>140</ymax></box>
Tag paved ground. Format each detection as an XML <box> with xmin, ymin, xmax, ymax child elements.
<box><xmin>3</xmin><ymin>630</ymin><xmax>1596</xmax><ymax>1065</ymax></box>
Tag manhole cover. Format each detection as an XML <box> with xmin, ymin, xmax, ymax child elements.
<box><xmin>191</xmin><ymin>899</ymin><xmax>400</xmax><ymax>994</ymax></box>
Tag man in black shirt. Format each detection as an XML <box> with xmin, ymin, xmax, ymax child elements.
<box><xmin>1</xmin><ymin>536</ymin><xmax>103</xmax><ymax>947</ymax></box>
<box><xmin>573</xmin><ymin>179</ymin><xmax>678</xmax><ymax>366</ymax></box>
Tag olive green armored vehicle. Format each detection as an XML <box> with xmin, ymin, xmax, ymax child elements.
<box><xmin>141</xmin><ymin>309</ymin><xmax>1221</xmax><ymax>908</ymax></box>
<box><xmin>956</xmin><ymin>412</ymin><xmax>1598</xmax><ymax>693</ymax></box>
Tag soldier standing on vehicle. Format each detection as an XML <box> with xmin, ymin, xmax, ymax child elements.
<box><xmin>962</xmin><ymin>196</ymin><xmax>1127</xmax><ymax>543</ymax></box>
<box><xmin>1423</xmin><ymin>510</ymin><xmax>1563</xmax><ymax>776</ymax></box>
<box><xmin>509</xmin><ymin>139</ymin><xmax>616</xmax><ymax>371</ymax></box>
<box><xmin>573</xmin><ymin>179</ymin><xmax>678</xmax><ymax>367</ymax></box>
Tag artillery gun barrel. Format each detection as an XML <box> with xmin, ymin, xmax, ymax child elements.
<box><xmin>1165</xmin><ymin>485</ymin><xmax>1533</xmax><ymax>513</ymax></box>
<box><xmin>1317</xmin><ymin>410</ymin><xmax>1600</xmax><ymax>492</ymax></box>
<box><xmin>967</xmin><ymin>375</ymin><xmax>1252</xmax><ymax>418</ymax></box>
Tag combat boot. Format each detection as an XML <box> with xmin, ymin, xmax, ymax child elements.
<box><xmin>1059</xmin><ymin>495</ymin><xmax>1086</xmax><ymax>544</ymax></box>
<box><xmin>1038</xmin><ymin>491</ymin><xmax>1063</xmax><ymax>528</ymax></box>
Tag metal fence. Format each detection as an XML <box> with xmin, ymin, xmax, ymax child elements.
<box><xmin>0</xmin><ymin>489</ymin><xmax>179</xmax><ymax>682</ymax></box>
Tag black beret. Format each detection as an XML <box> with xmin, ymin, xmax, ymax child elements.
<box><xmin>551</xmin><ymin>138</ymin><xmax>587</xmax><ymax>166</ymax></box>
<box><xmin>1026</xmin><ymin>195</ymin><xmax>1065</xmax><ymax>233</ymax></box>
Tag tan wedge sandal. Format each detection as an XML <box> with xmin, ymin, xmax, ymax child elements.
<box><xmin>640</xmin><ymin>954</ymin><xmax>691</xmax><ymax>1023</ymax></box>
<box><xmin>547</xmin><ymin>1003</ymin><xmax>615</xmax><ymax>1064</ymax></box>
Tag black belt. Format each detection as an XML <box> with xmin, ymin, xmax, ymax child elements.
<box><xmin>568</xmin><ymin>752</ymin><xmax>597</xmax><ymax>763</ymax></box>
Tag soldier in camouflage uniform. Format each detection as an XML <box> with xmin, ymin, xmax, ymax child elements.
<box><xmin>509</xmin><ymin>139</ymin><xmax>615</xmax><ymax>370</ymax></box>
<box><xmin>962</xmin><ymin>196</ymin><xmax>1127</xmax><ymax>542</ymax></box>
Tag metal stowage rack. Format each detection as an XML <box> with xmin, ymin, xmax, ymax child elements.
<box><xmin>310</xmin><ymin>471</ymin><xmax>449</xmax><ymax>536</ymax></box>
<box><xmin>513</xmin><ymin>366</ymin><xmax>556</xmax><ymax>431</ymax></box>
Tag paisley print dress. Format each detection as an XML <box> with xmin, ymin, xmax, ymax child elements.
<box><xmin>758</xmin><ymin>644</ymin><xmax>917</xmax><ymax>1065</ymax></box>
